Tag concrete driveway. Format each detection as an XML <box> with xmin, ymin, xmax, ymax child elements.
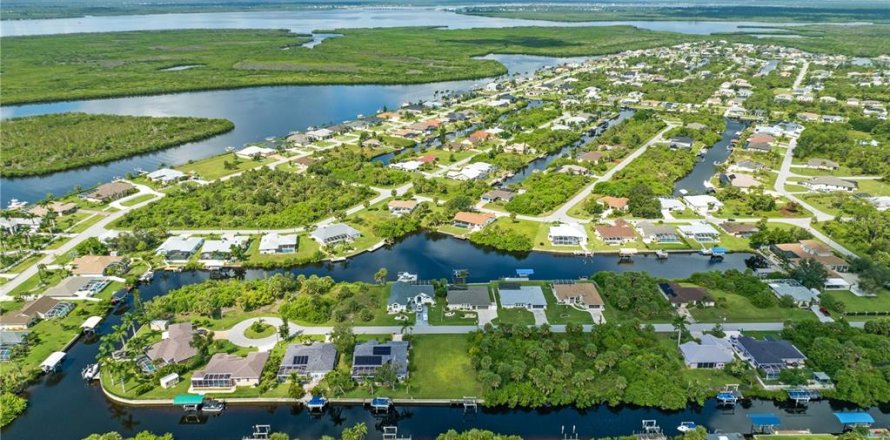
<box><xmin>477</xmin><ymin>307</ymin><xmax>498</xmax><ymax>326</ymax></box>
<box><xmin>227</xmin><ymin>317</ymin><xmax>299</xmax><ymax>352</ymax></box>
<box><xmin>531</xmin><ymin>309</ymin><xmax>548</xmax><ymax>326</ymax></box>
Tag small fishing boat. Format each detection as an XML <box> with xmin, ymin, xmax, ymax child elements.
<box><xmin>201</xmin><ymin>399</ymin><xmax>225</xmax><ymax>414</ymax></box>
<box><xmin>397</xmin><ymin>272</ymin><xmax>418</xmax><ymax>283</ymax></box>
<box><xmin>677</xmin><ymin>421</ymin><xmax>697</xmax><ymax>433</ymax></box>
<box><xmin>81</xmin><ymin>363</ymin><xmax>100</xmax><ymax>381</ymax></box>
<box><xmin>679</xmin><ymin>189</ymin><xmax>689</xmax><ymax>195</ymax></box>
<box><xmin>6</xmin><ymin>199</ymin><xmax>27</xmax><ymax>210</ymax></box>
<box><xmin>655</xmin><ymin>250</ymin><xmax>669</xmax><ymax>260</ymax></box>
<box><xmin>140</xmin><ymin>270</ymin><xmax>154</xmax><ymax>282</ymax></box>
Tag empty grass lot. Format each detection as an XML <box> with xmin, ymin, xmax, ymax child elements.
<box><xmin>688</xmin><ymin>289</ymin><xmax>817</xmax><ymax>323</ymax></box>
<box><xmin>823</xmin><ymin>290</ymin><xmax>890</xmax><ymax>313</ymax></box>
<box><xmin>175</xmin><ymin>154</ymin><xmax>274</xmax><ymax>181</ymax></box>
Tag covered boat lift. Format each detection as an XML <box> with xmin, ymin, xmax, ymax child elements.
<box><xmin>81</xmin><ymin>316</ymin><xmax>103</xmax><ymax>335</ymax></box>
<box><xmin>40</xmin><ymin>351</ymin><xmax>66</xmax><ymax>373</ymax></box>
<box><xmin>748</xmin><ymin>413</ymin><xmax>781</xmax><ymax>434</ymax></box>
<box><xmin>834</xmin><ymin>412</ymin><xmax>875</xmax><ymax>431</ymax></box>
<box><xmin>173</xmin><ymin>394</ymin><xmax>204</xmax><ymax>412</ymax></box>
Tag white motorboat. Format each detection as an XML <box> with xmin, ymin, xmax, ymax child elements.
<box><xmin>201</xmin><ymin>399</ymin><xmax>225</xmax><ymax>414</ymax></box>
<box><xmin>397</xmin><ymin>272</ymin><xmax>418</xmax><ymax>283</ymax></box>
<box><xmin>677</xmin><ymin>422</ymin><xmax>697</xmax><ymax>433</ymax></box>
<box><xmin>81</xmin><ymin>363</ymin><xmax>100</xmax><ymax>381</ymax></box>
<box><xmin>679</xmin><ymin>189</ymin><xmax>689</xmax><ymax>195</ymax></box>
<box><xmin>6</xmin><ymin>199</ymin><xmax>27</xmax><ymax>211</ymax></box>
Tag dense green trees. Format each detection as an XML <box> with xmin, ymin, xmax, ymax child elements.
<box><xmin>0</xmin><ymin>392</ymin><xmax>27</xmax><ymax>427</ymax></box>
<box><xmin>627</xmin><ymin>184</ymin><xmax>661</xmax><ymax>218</ymax></box>
<box><xmin>592</xmin><ymin>110</ymin><xmax>666</xmax><ymax>150</ymax></box>
<box><xmin>469</xmin><ymin>225</ymin><xmax>533</xmax><ymax>252</ymax></box>
<box><xmin>748</xmin><ymin>222</ymin><xmax>812</xmax><ymax>248</ymax></box>
<box><xmin>781</xmin><ymin>321</ymin><xmax>890</xmax><ymax>406</ymax></box>
<box><xmin>144</xmin><ymin>274</ymin><xmax>300</xmax><ymax>319</ymax></box>
<box><xmin>469</xmin><ymin>323</ymin><xmax>711</xmax><ymax>409</ymax></box>
<box><xmin>309</xmin><ymin>150</ymin><xmax>411</xmax><ymax>186</ymax></box>
<box><xmin>0</xmin><ymin>113</ymin><xmax>233</xmax><ymax>177</ymax></box>
<box><xmin>592</xmin><ymin>272</ymin><xmax>674</xmax><ymax>320</ymax></box>
<box><xmin>597</xmin><ymin>146</ymin><xmax>696</xmax><ymax>197</ymax></box>
<box><xmin>512</xmin><ymin>128</ymin><xmax>581</xmax><ymax>154</ymax></box>
<box><xmin>117</xmin><ymin>168</ymin><xmax>373</xmax><ymax>229</ymax></box>
<box><xmin>795</xmin><ymin>123</ymin><xmax>890</xmax><ymax>177</ymax></box>
<box><xmin>505</xmin><ymin>173</ymin><xmax>587</xmax><ymax>215</ymax></box>
<box><xmin>820</xmin><ymin>201</ymin><xmax>890</xmax><ymax>268</ymax></box>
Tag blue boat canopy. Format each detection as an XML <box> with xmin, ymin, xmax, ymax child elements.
<box><xmin>711</xmin><ymin>247</ymin><xmax>728</xmax><ymax>254</ymax></box>
<box><xmin>308</xmin><ymin>396</ymin><xmax>327</xmax><ymax>405</ymax></box>
<box><xmin>173</xmin><ymin>394</ymin><xmax>204</xmax><ymax>406</ymax></box>
<box><xmin>834</xmin><ymin>412</ymin><xmax>874</xmax><ymax>425</ymax></box>
<box><xmin>371</xmin><ymin>397</ymin><xmax>391</xmax><ymax>405</ymax></box>
<box><xmin>516</xmin><ymin>269</ymin><xmax>534</xmax><ymax>276</ymax></box>
<box><xmin>748</xmin><ymin>413</ymin><xmax>781</xmax><ymax>426</ymax></box>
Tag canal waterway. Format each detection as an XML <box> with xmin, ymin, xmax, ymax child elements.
<box><xmin>673</xmin><ymin>118</ymin><xmax>747</xmax><ymax>196</ymax></box>
<box><xmin>7</xmin><ymin>232</ymin><xmax>885</xmax><ymax>440</ymax></box>
<box><xmin>0</xmin><ymin>54</ymin><xmax>589</xmax><ymax>205</ymax></box>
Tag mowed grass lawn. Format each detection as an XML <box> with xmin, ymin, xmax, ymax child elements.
<box><xmin>175</xmin><ymin>154</ymin><xmax>274</xmax><ymax>180</ymax></box>
<box><xmin>345</xmin><ymin>335</ymin><xmax>482</xmax><ymax>399</ymax></box>
<box><xmin>823</xmin><ymin>290</ymin><xmax>890</xmax><ymax>313</ymax></box>
<box><xmin>689</xmin><ymin>290</ymin><xmax>817</xmax><ymax>323</ymax></box>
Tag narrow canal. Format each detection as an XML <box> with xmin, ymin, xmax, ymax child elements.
<box><xmin>673</xmin><ymin>118</ymin><xmax>747</xmax><ymax>196</ymax></box>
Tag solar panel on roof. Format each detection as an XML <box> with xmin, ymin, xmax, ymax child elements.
<box><xmin>354</xmin><ymin>355</ymin><xmax>382</xmax><ymax>366</ymax></box>
<box><xmin>372</xmin><ymin>346</ymin><xmax>391</xmax><ymax>356</ymax></box>
<box><xmin>293</xmin><ymin>355</ymin><xmax>309</xmax><ymax>365</ymax></box>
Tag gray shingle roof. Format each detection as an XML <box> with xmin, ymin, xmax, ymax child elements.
<box><xmin>737</xmin><ymin>336</ymin><xmax>806</xmax><ymax>365</ymax></box>
<box><xmin>279</xmin><ymin>342</ymin><xmax>337</xmax><ymax>376</ymax></box>
<box><xmin>388</xmin><ymin>283</ymin><xmax>435</xmax><ymax>306</ymax></box>
<box><xmin>351</xmin><ymin>340</ymin><xmax>410</xmax><ymax>378</ymax></box>
<box><xmin>446</xmin><ymin>285</ymin><xmax>491</xmax><ymax>307</ymax></box>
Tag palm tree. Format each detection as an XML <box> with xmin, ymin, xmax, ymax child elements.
<box><xmin>673</xmin><ymin>315</ymin><xmax>689</xmax><ymax>347</ymax></box>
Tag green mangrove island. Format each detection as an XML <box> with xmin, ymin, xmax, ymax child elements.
<box><xmin>0</xmin><ymin>113</ymin><xmax>234</xmax><ymax>177</ymax></box>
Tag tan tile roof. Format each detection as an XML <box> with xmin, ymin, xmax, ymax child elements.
<box><xmin>388</xmin><ymin>200</ymin><xmax>418</xmax><ymax>210</ymax></box>
<box><xmin>70</xmin><ymin>255</ymin><xmax>124</xmax><ymax>275</ymax></box>
<box><xmin>454</xmin><ymin>211</ymin><xmax>495</xmax><ymax>226</ymax></box>
<box><xmin>552</xmin><ymin>283</ymin><xmax>603</xmax><ymax>306</ymax></box>
<box><xmin>598</xmin><ymin>196</ymin><xmax>629</xmax><ymax>210</ymax></box>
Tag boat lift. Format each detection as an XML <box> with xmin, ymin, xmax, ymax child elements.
<box><xmin>306</xmin><ymin>395</ymin><xmax>328</xmax><ymax>412</ymax></box>
<box><xmin>81</xmin><ymin>316</ymin><xmax>103</xmax><ymax>336</ymax></box>
<box><xmin>710</xmin><ymin>247</ymin><xmax>727</xmax><ymax>261</ymax></box>
<box><xmin>619</xmin><ymin>248</ymin><xmax>638</xmax><ymax>262</ymax></box>
<box><xmin>834</xmin><ymin>412</ymin><xmax>875</xmax><ymax>432</ymax></box>
<box><xmin>451</xmin><ymin>396</ymin><xmax>478</xmax><ymax>413</ymax></box>
<box><xmin>748</xmin><ymin>413</ymin><xmax>781</xmax><ymax>434</ymax></box>
<box><xmin>717</xmin><ymin>384</ymin><xmax>743</xmax><ymax>406</ymax></box>
<box><xmin>40</xmin><ymin>351</ymin><xmax>66</xmax><ymax>373</ymax></box>
<box><xmin>370</xmin><ymin>397</ymin><xmax>392</xmax><ymax>413</ymax></box>
<box><xmin>788</xmin><ymin>388</ymin><xmax>820</xmax><ymax>406</ymax></box>
<box><xmin>382</xmin><ymin>426</ymin><xmax>412</xmax><ymax>440</ymax></box>
<box><xmin>243</xmin><ymin>425</ymin><xmax>272</xmax><ymax>440</ymax></box>
<box><xmin>636</xmin><ymin>420</ymin><xmax>666</xmax><ymax>440</ymax></box>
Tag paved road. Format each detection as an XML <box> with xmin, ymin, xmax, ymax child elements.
<box><xmin>774</xmin><ymin>137</ymin><xmax>835</xmax><ymax>222</ymax></box>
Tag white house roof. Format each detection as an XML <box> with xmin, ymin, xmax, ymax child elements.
<box><xmin>678</xmin><ymin>223</ymin><xmax>720</xmax><ymax>236</ymax></box>
<box><xmin>680</xmin><ymin>335</ymin><xmax>735</xmax><ymax>365</ymax></box>
<box><xmin>683</xmin><ymin>195</ymin><xmax>723</xmax><ymax>209</ymax></box>
<box><xmin>768</xmin><ymin>279</ymin><xmax>819</xmax><ymax>303</ymax></box>
<box><xmin>237</xmin><ymin>146</ymin><xmax>276</xmax><ymax>156</ymax></box>
<box><xmin>156</xmin><ymin>236</ymin><xmax>204</xmax><ymax>254</ymax></box>
<box><xmin>311</xmin><ymin>223</ymin><xmax>361</xmax><ymax>242</ymax></box>
<box><xmin>549</xmin><ymin>223</ymin><xmax>587</xmax><ymax>239</ymax></box>
<box><xmin>658</xmin><ymin>198</ymin><xmax>685</xmax><ymax>210</ymax></box>
<box><xmin>259</xmin><ymin>233</ymin><xmax>298</xmax><ymax>252</ymax></box>
<box><xmin>146</xmin><ymin>168</ymin><xmax>185</xmax><ymax>182</ymax></box>
<box><xmin>201</xmin><ymin>236</ymin><xmax>249</xmax><ymax>254</ymax></box>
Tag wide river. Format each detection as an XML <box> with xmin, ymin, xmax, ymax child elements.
<box><xmin>0</xmin><ymin>8</ymin><xmax>823</xmax><ymax>205</ymax></box>
<box><xmin>4</xmin><ymin>232</ymin><xmax>888</xmax><ymax>440</ymax></box>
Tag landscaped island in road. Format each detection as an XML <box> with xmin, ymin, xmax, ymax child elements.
<box><xmin>0</xmin><ymin>26</ymin><xmax>691</xmax><ymax>104</ymax></box>
<box><xmin>0</xmin><ymin>113</ymin><xmax>234</xmax><ymax>177</ymax></box>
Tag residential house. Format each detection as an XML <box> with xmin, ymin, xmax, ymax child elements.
<box><xmin>732</xmin><ymin>160</ymin><xmax>765</xmax><ymax>173</ymax></box>
<box><xmin>310</xmin><ymin>224</ymin><xmax>361</xmax><ymax>246</ymax></box>
<box><xmin>235</xmin><ymin>146</ymin><xmax>276</xmax><ymax>159</ymax></box>
<box><xmin>597</xmin><ymin>196</ymin><xmax>629</xmax><ymax>212</ymax></box>
<box><xmin>720</xmin><ymin>222</ymin><xmax>759</xmax><ymax>238</ymax></box>
<box><xmin>683</xmin><ymin>195</ymin><xmax>723</xmax><ymax>213</ymax></box>
<box><xmin>659</xmin><ymin>282</ymin><xmax>715</xmax><ymax>308</ymax></box>
<box><xmin>387</xmin><ymin>283</ymin><xmax>435</xmax><ymax>314</ymax></box>
<box><xmin>453</xmin><ymin>212</ymin><xmax>495</xmax><ymax>231</ymax></box>
<box><xmin>258</xmin><ymin>233</ymin><xmax>298</xmax><ymax>254</ymax></box>
<box><xmin>0</xmin><ymin>217</ymin><xmax>41</xmax><ymax>234</ymax></box>
<box><xmin>306</xmin><ymin>128</ymin><xmax>333</xmax><ymax>141</ymax></box>
<box><xmin>802</xmin><ymin>176</ymin><xmax>857</xmax><ymax>192</ymax></box>
<box><xmin>388</xmin><ymin>200</ymin><xmax>418</xmax><ymax>216</ymax></box>
<box><xmin>351</xmin><ymin>340</ymin><xmax>410</xmax><ymax>380</ymax></box>
<box><xmin>28</xmin><ymin>201</ymin><xmax>78</xmax><ymax>217</ymax></box>
<box><xmin>277</xmin><ymin>342</ymin><xmax>337</xmax><ymax>381</ymax></box>
<box><xmin>503</xmin><ymin>143</ymin><xmax>535</xmax><ymax>155</ymax></box>
<box><xmin>551</xmin><ymin>282</ymin><xmax>604</xmax><ymax>310</ymax></box>
<box><xmin>734</xmin><ymin>336</ymin><xmax>806</xmax><ymax>377</ymax></box>
<box><xmin>680</xmin><ymin>334</ymin><xmax>735</xmax><ymax>369</ymax></box>
<box><xmin>69</xmin><ymin>255</ymin><xmax>127</xmax><ymax>276</ymax></box>
<box><xmin>145</xmin><ymin>323</ymin><xmax>198</xmax><ymax>365</ymax></box>
<box><xmin>678</xmin><ymin>223</ymin><xmax>721</xmax><ymax>243</ymax></box>
<box><xmin>659</xmin><ymin>198</ymin><xmax>686</xmax><ymax>212</ymax></box>
<box><xmin>594</xmin><ymin>219</ymin><xmax>636</xmax><ymax>245</ymax></box>
<box><xmin>559</xmin><ymin>165</ymin><xmax>588</xmax><ymax>176</ymax></box>
<box><xmin>199</xmin><ymin>235</ymin><xmax>250</xmax><ymax>264</ymax></box>
<box><xmin>578</xmin><ymin>151</ymin><xmax>604</xmax><ymax>164</ymax></box>
<box><xmin>0</xmin><ymin>330</ymin><xmax>30</xmax><ymax>360</ymax></box>
<box><xmin>446</xmin><ymin>285</ymin><xmax>492</xmax><ymax>310</ymax></box>
<box><xmin>0</xmin><ymin>297</ymin><xmax>61</xmax><ymax>330</ymax></box>
<box><xmin>146</xmin><ymin>168</ymin><xmax>186</xmax><ymax>185</ymax></box>
<box><xmin>636</xmin><ymin>221</ymin><xmax>680</xmax><ymax>244</ymax></box>
<box><xmin>480</xmin><ymin>189</ymin><xmax>516</xmax><ymax>203</ymax></box>
<box><xmin>156</xmin><ymin>236</ymin><xmax>204</xmax><ymax>263</ymax></box>
<box><xmin>767</xmin><ymin>279</ymin><xmax>820</xmax><ymax>307</ymax></box>
<box><xmin>669</xmin><ymin>136</ymin><xmax>694</xmax><ymax>149</ymax></box>
<box><xmin>723</xmin><ymin>173</ymin><xmax>761</xmax><ymax>189</ymax></box>
<box><xmin>468</xmin><ymin>130</ymin><xmax>492</xmax><ymax>144</ymax></box>
<box><xmin>497</xmin><ymin>283</ymin><xmax>547</xmax><ymax>309</ymax></box>
<box><xmin>84</xmin><ymin>182</ymin><xmax>136</xmax><ymax>203</ymax></box>
<box><xmin>191</xmin><ymin>352</ymin><xmax>271</xmax><ymax>390</ymax></box>
<box><xmin>806</xmin><ymin>159</ymin><xmax>839</xmax><ymax>170</ymax></box>
<box><xmin>44</xmin><ymin>276</ymin><xmax>110</xmax><ymax>298</ymax></box>
<box><xmin>547</xmin><ymin>223</ymin><xmax>588</xmax><ymax>246</ymax></box>
<box><xmin>447</xmin><ymin>162</ymin><xmax>493</xmax><ymax>181</ymax></box>
<box><xmin>745</xmin><ymin>142</ymin><xmax>772</xmax><ymax>153</ymax></box>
